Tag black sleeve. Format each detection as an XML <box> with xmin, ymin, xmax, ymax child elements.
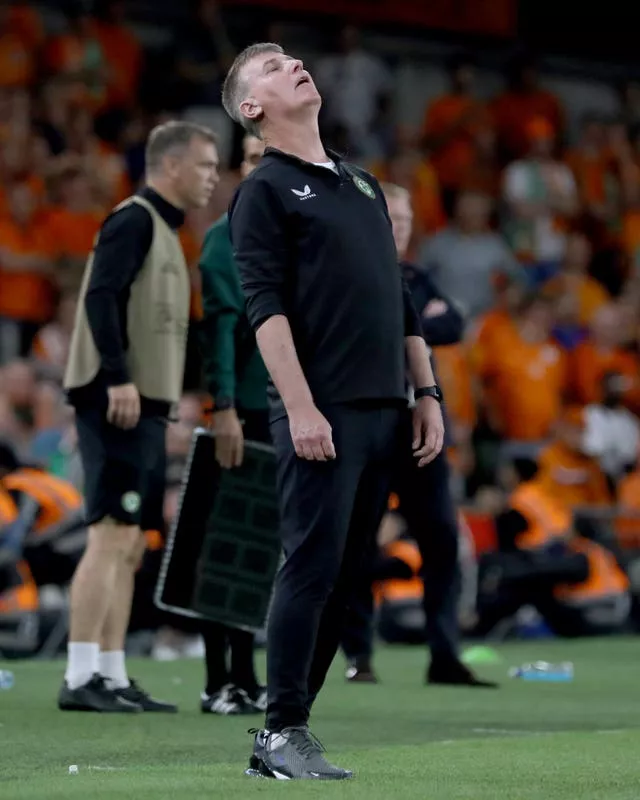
<box><xmin>401</xmin><ymin>276</ymin><xmax>423</xmax><ymax>338</ymax></box>
<box><xmin>418</xmin><ymin>273</ymin><xmax>465</xmax><ymax>346</ymax></box>
<box><xmin>84</xmin><ymin>204</ymin><xmax>153</xmax><ymax>386</ymax></box>
<box><xmin>228</xmin><ymin>177</ymin><xmax>290</xmax><ymax>332</ymax></box>
<box><xmin>495</xmin><ymin>509</ymin><xmax>529</xmax><ymax>552</ymax></box>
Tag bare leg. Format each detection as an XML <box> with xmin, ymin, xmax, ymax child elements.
<box><xmin>65</xmin><ymin>520</ymin><xmax>139</xmax><ymax>688</ymax></box>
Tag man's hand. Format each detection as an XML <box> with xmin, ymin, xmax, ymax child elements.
<box><xmin>412</xmin><ymin>396</ymin><xmax>444</xmax><ymax>467</ymax></box>
<box><xmin>213</xmin><ymin>408</ymin><xmax>244</xmax><ymax>469</ymax></box>
<box><xmin>288</xmin><ymin>404</ymin><xmax>336</xmax><ymax>461</ymax></box>
<box><xmin>107</xmin><ymin>383</ymin><xmax>140</xmax><ymax>429</ymax></box>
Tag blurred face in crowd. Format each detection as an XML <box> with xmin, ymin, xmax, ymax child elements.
<box><xmin>240</xmin><ymin>135</ymin><xmax>265</xmax><ymax>179</ymax></box>
<box><xmin>8</xmin><ymin>182</ymin><xmax>36</xmax><ymax>226</ymax></box>
<box><xmin>518</xmin><ymin>297</ymin><xmax>553</xmax><ymax>342</ymax></box>
<box><xmin>2</xmin><ymin>360</ymin><xmax>36</xmax><ymax>408</ymax></box>
<box><xmin>60</xmin><ymin>171</ymin><xmax>94</xmax><ymax>210</ymax></box>
<box><xmin>455</xmin><ymin>191</ymin><xmax>491</xmax><ymax>234</ymax></box>
<box><xmin>167</xmin><ymin>135</ymin><xmax>219</xmax><ymax>209</ymax></box>
<box><xmin>564</xmin><ymin>232</ymin><xmax>592</xmax><ymax>274</ymax></box>
<box><xmin>239</xmin><ymin>50</ymin><xmax>321</xmax><ymax>131</ymax></box>
<box><xmin>384</xmin><ymin>189</ymin><xmax>413</xmax><ymax>259</ymax></box>
<box><xmin>591</xmin><ymin>303</ymin><xmax>623</xmax><ymax>350</ymax></box>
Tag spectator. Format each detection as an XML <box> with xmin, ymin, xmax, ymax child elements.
<box><xmin>542</xmin><ymin>230</ymin><xmax>610</xmax><ymax>330</ymax></box>
<box><xmin>31</xmin><ymin>292</ymin><xmax>77</xmax><ymax>379</ymax></box>
<box><xmin>581</xmin><ymin>373</ymin><xmax>640</xmax><ymax>484</ymax></box>
<box><xmin>419</xmin><ymin>190</ymin><xmax>522</xmax><ymax>319</ymax></box>
<box><xmin>42</xmin><ymin>6</ymin><xmax>108</xmax><ymax>113</ymax></box>
<box><xmin>58</xmin><ymin>106</ymin><xmax>130</xmax><ymax>207</ymax></box>
<box><xmin>421</xmin><ymin>53</ymin><xmax>491</xmax><ymax>211</ymax></box>
<box><xmin>569</xmin><ymin>302</ymin><xmax>640</xmax><ymax>414</ymax></box>
<box><xmin>565</xmin><ymin>115</ymin><xmax>621</xmax><ymax>247</ymax></box>
<box><xmin>369</xmin><ymin>145</ymin><xmax>445</xmax><ymax>257</ymax></box>
<box><xmin>0</xmin><ymin>2</ymin><xmax>38</xmax><ymax>90</ymax></box>
<box><xmin>0</xmin><ymin>181</ymin><xmax>56</xmax><ymax>361</ymax></box>
<box><xmin>458</xmin><ymin>126</ymin><xmax>501</xmax><ymax>201</ymax></box>
<box><xmin>315</xmin><ymin>25</ymin><xmax>394</xmax><ymax>160</ymax></box>
<box><xmin>93</xmin><ymin>0</ymin><xmax>143</xmax><ymax>115</ymax></box>
<box><xmin>41</xmin><ymin>165</ymin><xmax>104</xmax><ymax>293</ymax></box>
<box><xmin>491</xmin><ymin>52</ymin><xmax>564</xmax><ymax>163</ymax></box>
<box><xmin>536</xmin><ymin>406</ymin><xmax>612</xmax><ymax>508</ymax></box>
<box><xmin>472</xmin><ymin>294</ymin><xmax>567</xmax><ymax>442</ymax></box>
<box><xmin>503</xmin><ymin>116</ymin><xmax>579</xmax><ymax>278</ymax></box>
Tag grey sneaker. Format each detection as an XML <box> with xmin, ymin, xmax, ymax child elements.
<box><xmin>245</xmin><ymin>726</ymin><xmax>353</xmax><ymax>780</ymax></box>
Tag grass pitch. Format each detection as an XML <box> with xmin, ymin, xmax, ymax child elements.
<box><xmin>1</xmin><ymin>638</ymin><xmax>639</xmax><ymax>799</ymax></box>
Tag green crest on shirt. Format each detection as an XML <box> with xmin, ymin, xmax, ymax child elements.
<box><xmin>353</xmin><ymin>175</ymin><xmax>375</xmax><ymax>199</ymax></box>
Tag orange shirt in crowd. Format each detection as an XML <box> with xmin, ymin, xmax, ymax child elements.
<box><xmin>490</xmin><ymin>89</ymin><xmax>563</xmax><ymax>159</ymax></box>
<box><xmin>433</xmin><ymin>343</ymin><xmax>476</xmax><ymax>429</ymax></box>
<box><xmin>8</xmin><ymin>4</ymin><xmax>44</xmax><ymax>49</ymax></box>
<box><xmin>0</xmin><ymin>30</ymin><xmax>35</xmax><ymax>88</ymax></box>
<box><xmin>369</xmin><ymin>158</ymin><xmax>445</xmax><ymax>239</ymax></box>
<box><xmin>542</xmin><ymin>273</ymin><xmax>610</xmax><ymax>327</ymax></box>
<box><xmin>569</xmin><ymin>341</ymin><xmax>640</xmax><ymax>413</ymax></box>
<box><xmin>616</xmin><ymin>469</ymin><xmax>640</xmax><ymax>548</ymax></box>
<box><xmin>478</xmin><ymin>335</ymin><xmax>567</xmax><ymax>441</ymax></box>
<box><xmin>422</xmin><ymin>94</ymin><xmax>490</xmax><ymax>190</ymax></box>
<box><xmin>41</xmin><ymin>206</ymin><xmax>103</xmax><ymax>260</ymax></box>
<box><xmin>468</xmin><ymin>309</ymin><xmax>516</xmax><ymax>372</ymax></box>
<box><xmin>94</xmin><ymin>20</ymin><xmax>142</xmax><ymax>109</ymax></box>
<box><xmin>622</xmin><ymin>208</ymin><xmax>640</xmax><ymax>270</ymax></box>
<box><xmin>0</xmin><ymin>217</ymin><xmax>56</xmax><ymax>323</ymax></box>
<box><xmin>537</xmin><ymin>441</ymin><xmax>611</xmax><ymax>508</ymax></box>
<box><xmin>565</xmin><ymin>147</ymin><xmax>612</xmax><ymax>208</ymax></box>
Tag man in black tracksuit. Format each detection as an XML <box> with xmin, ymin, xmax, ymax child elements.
<box><xmin>341</xmin><ymin>182</ymin><xmax>496</xmax><ymax>688</ymax></box>
<box><xmin>221</xmin><ymin>44</ymin><xmax>445</xmax><ymax>780</ymax></box>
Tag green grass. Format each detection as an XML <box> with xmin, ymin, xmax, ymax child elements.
<box><xmin>2</xmin><ymin>638</ymin><xmax>640</xmax><ymax>798</ymax></box>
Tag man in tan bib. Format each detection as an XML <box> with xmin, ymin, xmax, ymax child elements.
<box><xmin>59</xmin><ymin>121</ymin><xmax>219</xmax><ymax>713</ymax></box>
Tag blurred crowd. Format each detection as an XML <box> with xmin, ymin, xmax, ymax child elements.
<box><xmin>2</xmin><ymin>0</ymin><xmax>640</xmax><ymax>651</ymax></box>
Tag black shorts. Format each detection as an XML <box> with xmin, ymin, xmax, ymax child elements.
<box><xmin>75</xmin><ymin>407</ymin><xmax>167</xmax><ymax>531</ymax></box>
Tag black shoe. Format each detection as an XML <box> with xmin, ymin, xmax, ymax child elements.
<box><xmin>345</xmin><ymin>665</ymin><xmax>378</xmax><ymax>683</ymax></box>
<box><xmin>246</xmin><ymin>726</ymin><xmax>353</xmax><ymax>780</ymax></box>
<box><xmin>201</xmin><ymin>684</ymin><xmax>259</xmax><ymax>715</ymax></box>
<box><xmin>427</xmin><ymin>658</ymin><xmax>499</xmax><ymax>688</ymax></box>
<box><xmin>114</xmin><ymin>678</ymin><xmax>178</xmax><ymax>712</ymax></box>
<box><xmin>246</xmin><ymin>685</ymin><xmax>268</xmax><ymax>712</ymax></box>
<box><xmin>58</xmin><ymin>674</ymin><xmax>142</xmax><ymax>712</ymax></box>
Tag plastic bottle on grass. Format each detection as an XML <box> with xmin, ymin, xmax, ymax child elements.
<box><xmin>0</xmin><ymin>670</ymin><xmax>14</xmax><ymax>689</ymax></box>
<box><xmin>508</xmin><ymin>661</ymin><xmax>574</xmax><ymax>682</ymax></box>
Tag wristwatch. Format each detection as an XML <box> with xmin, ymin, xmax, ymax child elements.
<box><xmin>213</xmin><ymin>396</ymin><xmax>235</xmax><ymax>412</ymax></box>
<box><xmin>414</xmin><ymin>385</ymin><xmax>444</xmax><ymax>403</ymax></box>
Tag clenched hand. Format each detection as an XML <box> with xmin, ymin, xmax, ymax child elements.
<box><xmin>107</xmin><ymin>383</ymin><xmax>140</xmax><ymax>429</ymax></box>
<box><xmin>289</xmin><ymin>404</ymin><xmax>336</xmax><ymax>461</ymax></box>
<box><xmin>213</xmin><ymin>408</ymin><xmax>244</xmax><ymax>469</ymax></box>
<box><xmin>412</xmin><ymin>396</ymin><xmax>444</xmax><ymax>467</ymax></box>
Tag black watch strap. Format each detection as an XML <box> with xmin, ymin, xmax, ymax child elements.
<box><xmin>414</xmin><ymin>385</ymin><xmax>443</xmax><ymax>403</ymax></box>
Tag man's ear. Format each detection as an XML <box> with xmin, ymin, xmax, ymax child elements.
<box><xmin>240</xmin><ymin>98</ymin><xmax>263</xmax><ymax>124</ymax></box>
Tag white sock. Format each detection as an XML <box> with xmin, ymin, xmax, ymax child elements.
<box><xmin>99</xmin><ymin>650</ymin><xmax>130</xmax><ymax>690</ymax></box>
<box><xmin>65</xmin><ymin>642</ymin><xmax>100</xmax><ymax>690</ymax></box>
